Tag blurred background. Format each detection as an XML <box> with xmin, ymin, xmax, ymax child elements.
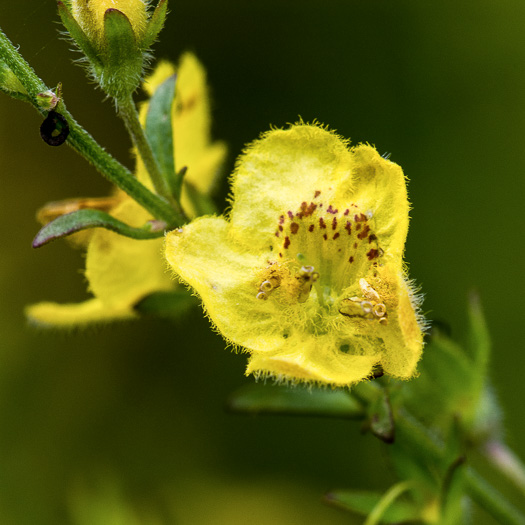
<box><xmin>0</xmin><ymin>1</ymin><xmax>524</xmax><ymax>523</ymax></box>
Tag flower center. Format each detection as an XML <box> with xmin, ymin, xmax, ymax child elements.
<box><xmin>256</xmin><ymin>190</ymin><xmax>387</xmax><ymax>325</ymax></box>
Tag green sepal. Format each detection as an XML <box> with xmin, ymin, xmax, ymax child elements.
<box><xmin>145</xmin><ymin>74</ymin><xmax>179</xmax><ymax>197</ymax></box>
<box><xmin>465</xmin><ymin>292</ymin><xmax>490</xmax><ymax>392</ymax></box>
<box><xmin>368</xmin><ymin>388</ymin><xmax>395</xmax><ymax>444</ymax></box>
<box><xmin>33</xmin><ymin>209</ymin><xmax>165</xmax><ymax>247</ymax></box>
<box><xmin>57</xmin><ymin>1</ymin><xmax>102</xmax><ymax>71</ymax></box>
<box><xmin>102</xmin><ymin>9</ymin><xmax>143</xmax><ymax>98</ymax></box>
<box><xmin>324</xmin><ymin>489</ymin><xmax>421</xmax><ymax>524</ymax></box>
<box><xmin>226</xmin><ymin>383</ymin><xmax>365</xmax><ymax>419</ymax></box>
<box><xmin>141</xmin><ymin>0</ymin><xmax>168</xmax><ymax>50</ymax></box>
<box><xmin>134</xmin><ymin>289</ymin><xmax>198</xmax><ymax>318</ymax></box>
<box><xmin>440</xmin><ymin>456</ymin><xmax>468</xmax><ymax>525</ymax></box>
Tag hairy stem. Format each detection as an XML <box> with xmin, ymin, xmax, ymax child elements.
<box><xmin>0</xmin><ymin>27</ymin><xmax>180</xmax><ymax>227</ymax></box>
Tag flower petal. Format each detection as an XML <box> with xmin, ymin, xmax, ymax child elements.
<box><xmin>26</xmin><ymin>298</ymin><xmax>136</xmax><ymax>327</ymax></box>
<box><xmin>165</xmin><ymin>217</ymin><xmax>298</xmax><ymax>352</ymax></box>
<box><xmin>86</xmin><ymin>199</ymin><xmax>172</xmax><ymax>309</ymax></box>
<box><xmin>246</xmin><ymin>336</ymin><xmax>379</xmax><ymax>387</ymax></box>
<box><xmin>230</xmin><ymin>125</ymin><xmax>356</xmax><ymax>250</ymax></box>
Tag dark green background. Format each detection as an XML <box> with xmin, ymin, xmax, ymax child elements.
<box><xmin>0</xmin><ymin>1</ymin><xmax>524</xmax><ymax>523</ymax></box>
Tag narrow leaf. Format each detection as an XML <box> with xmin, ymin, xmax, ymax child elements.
<box><xmin>145</xmin><ymin>74</ymin><xmax>179</xmax><ymax>197</ymax></box>
<box><xmin>134</xmin><ymin>290</ymin><xmax>198</xmax><ymax>317</ymax></box>
<box><xmin>57</xmin><ymin>1</ymin><xmax>102</xmax><ymax>69</ymax></box>
<box><xmin>227</xmin><ymin>383</ymin><xmax>364</xmax><ymax>419</ymax></box>
<box><xmin>141</xmin><ymin>0</ymin><xmax>168</xmax><ymax>50</ymax></box>
<box><xmin>33</xmin><ymin>209</ymin><xmax>165</xmax><ymax>247</ymax></box>
<box><xmin>324</xmin><ymin>489</ymin><xmax>420</xmax><ymax>524</ymax></box>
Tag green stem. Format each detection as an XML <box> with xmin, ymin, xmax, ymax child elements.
<box><xmin>59</xmin><ymin>103</ymin><xmax>179</xmax><ymax>225</ymax></box>
<box><xmin>0</xmin><ymin>26</ymin><xmax>180</xmax><ymax>227</ymax></box>
<box><xmin>352</xmin><ymin>383</ymin><xmax>525</xmax><ymax>525</ymax></box>
<box><xmin>118</xmin><ymin>95</ymin><xmax>184</xmax><ymax>220</ymax></box>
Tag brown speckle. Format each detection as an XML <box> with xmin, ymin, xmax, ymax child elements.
<box><xmin>319</xmin><ymin>217</ymin><xmax>326</xmax><ymax>229</ymax></box>
<box><xmin>356</xmin><ymin>224</ymin><xmax>362</xmax><ymax>231</ymax></box>
<box><xmin>344</xmin><ymin>209</ymin><xmax>349</xmax><ymax>216</ymax></box>
<box><xmin>345</xmin><ymin>221</ymin><xmax>352</xmax><ymax>235</ymax></box>
<box><xmin>354</xmin><ymin>242</ymin><xmax>358</xmax><ymax>249</ymax></box>
<box><xmin>290</xmin><ymin>222</ymin><xmax>299</xmax><ymax>234</ymax></box>
<box><xmin>279</xmin><ymin>252</ymin><xmax>283</xmax><ymax>258</ymax></box>
<box><xmin>327</xmin><ymin>205</ymin><xmax>338</xmax><ymax>214</ymax></box>
<box><xmin>284</xmin><ymin>237</ymin><xmax>291</xmax><ymax>249</ymax></box>
<box><xmin>333</xmin><ymin>232</ymin><xmax>340</xmax><ymax>240</ymax></box>
<box><xmin>367</xmin><ymin>248</ymin><xmax>380</xmax><ymax>260</ymax></box>
<box><xmin>355</xmin><ymin>213</ymin><xmax>367</xmax><ymax>222</ymax></box>
<box><xmin>278</xmin><ymin>225</ymin><xmax>283</xmax><ymax>232</ymax></box>
<box><xmin>287</xmin><ymin>211</ymin><xmax>294</xmax><ymax>219</ymax></box>
<box><xmin>332</xmin><ymin>217</ymin><xmax>338</xmax><ymax>230</ymax></box>
<box><xmin>308</xmin><ymin>224</ymin><xmax>315</xmax><ymax>232</ymax></box>
<box><xmin>358</xmin><ymin>225</ymin><xmax>371</xmax><ymax>240</ymax></box>
<box><xmin>323</xmin><ymin>233</ymin><xmax>328</xmax><ymax>240</ymax></box>
<box><xmin>279</xmin><ymin>215</ymin><xmax>285</xmax><ymax>225</ymax></box>
<box><xmin>369</xmin><ymin>234</ymin><xmax>378</xmax><ymax>244</ymax></box>
<box><xmin>349</xmin><ymin>256</ymin><xmax>354</xmax><ymax>263</ymax></box>
<box><xmin>314</xmin><ymin>190</ymin><xmax>321</xmax><ymax>198</ymax></box>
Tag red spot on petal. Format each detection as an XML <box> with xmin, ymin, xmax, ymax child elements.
<box><xmin>327</xmin><ymin>205</ymin><xmax>338</xmax><ymax>214</ymax></box>
<box><xmin>356</xmin><ymin>224</ymin><xmax>362</xmax><ymax>231</ymax></box>
<box><xmin>367</xmin><ymin>248</ymin><xmax>380</xmax><ymax>260</ymax></box>
<box><xmin>319</xmin><ymin>217</ymin><xmax>326</xmax><ymax>229</ymax></box>
<box><xmin>314</xmin><ymin>190</ymin><xmax>321</xmax><ymax>198</ymax></box>
<box><xmin>349</xmin><ymin>256</ymin><xmax>354</xmax><ymax>263</ymax></box>
<box><xmin>332</xmin><ymin>217</ymin><xmax>338</xmax><ymax>230</ymax></box>
<box><xmin>354</xmin><ymin>242</ymin><xmax>358</xmax><ymax>249</ymax></box>
<box><xmin>323</xmin><ymin>233</ymin><xmax>328</xmax><ymax>240</ymax></box>
<box><xmin>287</xmin><ymin>211</ymin><xmax>294</xmax><ymax>219</ymax></box>
<box><xmin>333</xmin><ymin>232</ymin><xmax>340</xmax><ymax>240</ymax></box>
<box><xmin>369</xmin><ymin>234</ymin><xmax>377</xmax><ymax>243</ymax></box>
<box><xmin>279</xmin><ymin>215</ymin><xmax>285</xmax><ymax>225</ymax></box>
<box><xmin>290</xmin><ymin>222</ymin><xmax>299</xmax><ymax>234</ymax></box>
<box><xmin>308</xmin><ymin>224</ymin><xmax>315</xmax><ymax>232</ymax></box>
<box><xmin>345</xmin><ymin>221</ymin><xmax>352</xmax><ymax>235</ymax></box>
<box><xmin>358</xmin><ymin>225</ymin><xmax>371</xmax><ymax>240</ymax></box>
<box><xmin>278</xmin><ymin>225</ymin><xmax>283</xmax><ymax>232</ymax></box>
<box><xmin>355</xmin><ymin>213</ymin><xmax>367</xmax><ymax>222</ymax></box>
<box><xmin>344</xmin><ymin>209</ymin><xmax>349</xmax><ymax>216</ymax></box>
<box><xmin>284</xmin><ymin>237</ymin><xmax>291</xmax><ymax>249</ymax></box>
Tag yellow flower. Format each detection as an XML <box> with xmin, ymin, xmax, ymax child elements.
<box><xmin>71</xmin><ymin>0</ymin><xmax>149</xmax><ymax>47</ymax></box>
<box><xmin>26</xmin><ymin>53</ymin><xmax>226</xmax><ymax>326</ymax></box>
<box><xmin>165</xmin><ymin>124</ymin><xmax>424</xmax><ymax>387</ymax></box>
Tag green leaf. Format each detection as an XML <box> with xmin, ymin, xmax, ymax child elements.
<box><xmin>102</xmin><ymin>9</ymin><xmax>143</xmax><ymax>98</ymax></box>
<box><xmin>33</xmin><ymin>209</ymin><xmax>165</xmax><ymax>247</ymax></box>
<box><xmin>324</xmin><ymin>489</ymin><xmax>421</xmax><ymax>524</ymax></box>
<box><xmin>134</xmin><ymin>290</ymin><xmax>198</xmax><ymax>318</ymax></box>
<box><xmin>141</xmin><ymin>0</ymin><xmax>168</xmax><ymax>50</ymax></box>
<box><xmin>226</xmin><ymin>383</ymin><xmax>364</xmax><ymax>419</ymax></box>
<box><xmin>145</xmin><ymin>74</ymin><xmax>179</xmax><ymax>198</ymax></box>
<box><xmin>57</xmin><ymin>1</ymin><xmax>102</xmax><ymax>69</ymax></box>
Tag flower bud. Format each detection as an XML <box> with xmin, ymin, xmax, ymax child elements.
<box><xmin>58</xmin><ymin>0</ymin><xmax>168</xmax><ymax>99</ymax></box>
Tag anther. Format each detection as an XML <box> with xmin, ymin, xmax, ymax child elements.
<box><xmin>260</xmin><ymin>280</ymin><xmax>273</xmax><ymax>292</ymax></box>
<box><xmin>360</xmin><ymin>301</ymin><xmax>373</xmax><ymax>314</ymax></box>
<box><xmin>373</xmin><ymin>303</ymin><xmax>387</xmax><ymax>317</ymax></box>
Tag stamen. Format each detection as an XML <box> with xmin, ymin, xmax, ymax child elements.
<box><xmin>373</xmin><ymin>303</ymin><xmax>386</xmax><ymax>317</ymax></box>
<box><xmin>260</xmin><ymin>280</ymin><xmax>274</xmax><ymax>292</ymax></box>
